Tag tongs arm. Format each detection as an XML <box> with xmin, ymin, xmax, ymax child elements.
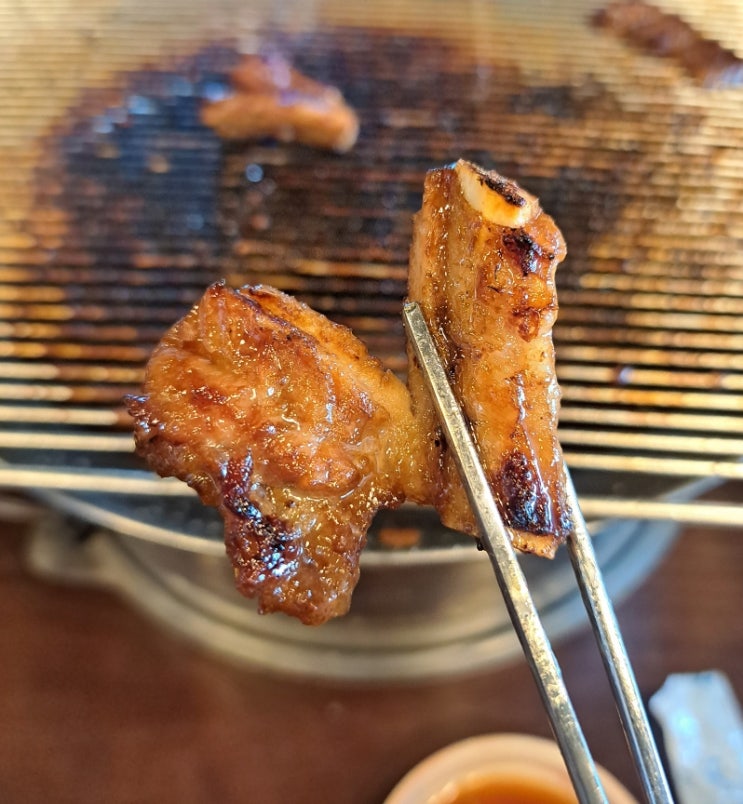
<box><xmin>564</xmin><ymin>471</ymin><xmax>674</xmax><ymax>803</ymax></box>
<box><xmin>403</xmin><ymin>301</ymin><xmax>673</xmax><ymax>804</ymax></box>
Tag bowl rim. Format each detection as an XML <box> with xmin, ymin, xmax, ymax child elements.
<box><xmin>383</xmin><ymin>732</ymin><xmax>639</xmax><ymax>804</ymax></box>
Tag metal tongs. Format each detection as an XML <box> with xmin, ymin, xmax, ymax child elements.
<box><xmin>403</xmin><ymin>302</ymin><xmax>674</xmax><ymax>804</ymax></box>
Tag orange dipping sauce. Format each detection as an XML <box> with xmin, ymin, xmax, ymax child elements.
<box><xmin>443</xmin><ymin>772</ymin><xmax>578</xmax><ymax>804</ymax></box>
<box><xmin>384</xmin><ymin>735</ymin><xmax>638</xmax><ymax>804</ymax></box>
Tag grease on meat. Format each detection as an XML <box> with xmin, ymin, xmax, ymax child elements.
<box><xmin>126</xmin><ymin>282</ymin><xmax>428</xmax><ymax>624</ymax></box>
<box><xmin>127</xmin><ymin>160</ymin><xmax>572</xmax><ymax>622</ymax></box>
<box><xmin>408</xmin><ymin>160</ymin><xmax>571</xmax><ymax>557</ymax></box>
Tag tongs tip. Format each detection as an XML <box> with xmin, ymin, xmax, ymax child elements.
<box><xmin>402</xmin><ymin>301</ymin><xmax>673</xmax><ymax>804</ymax></box>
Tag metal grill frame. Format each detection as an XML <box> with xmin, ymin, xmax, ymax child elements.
<box><xmin>0</xmin><ymin>0</ymin><xmax>742</xmax><ymax>537</ymax></box>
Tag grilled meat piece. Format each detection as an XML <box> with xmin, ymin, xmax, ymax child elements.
<box><xmin>126</xmin><ymin>282</ymin><xmax>428</xmax><ymax>624</ymax></box>
<box><xmin>127</xmin><ymin>160</ymin><xmax>572</xmax><ymax>621</ymax></box>
<box><xmin>201</xmin><ymin>53</ymin><xmax>359</xmax><ymax>152</ymax></box>
<box><xmin>407</xmin><ymin>160</ymin><xmax>571</xmax><ymax>557</ymax></box>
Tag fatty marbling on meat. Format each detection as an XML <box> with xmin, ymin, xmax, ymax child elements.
<box><xmin>408</xmin><ymin>160</ymin><xmax>571</xmax><ymax>557</ymax></box>
<box><xmin>127</xmin><ymin>160</ymin><xmax>571</xmax><ymax>623</ymax></box>
<box><xmin>127</xmin><ymin>282</ymin><xmax>429</xmax><ymax>624</ymax></box>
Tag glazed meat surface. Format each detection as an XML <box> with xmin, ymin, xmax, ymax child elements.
<box><xmin>128</xmin><ymin>160</ymin><xmax>572</xmax><ymax>621</ymax></box>
<box><xmin>201</xmin><ymin>53</ymin><xmax>360</xmax><ymax>152</ymax></box>
<box><xmin>407</xmin><ymin>160</ymin><xmax>571</xmax><ymax>557</ymax></box>
<box><xmin>126</xmin><ymin>282</ymin><xmax>428</xmax><ymax>624</ymax></box>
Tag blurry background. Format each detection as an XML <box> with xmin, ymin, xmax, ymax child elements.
<box><xmin>0</xmin><ymin>0</ymin><xmax>742</xmax><ymax>800</ymax></box>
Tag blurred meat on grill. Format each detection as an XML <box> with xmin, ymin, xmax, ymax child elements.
<box><xmin>593</xmin><ymin>0</ymin><xmax>743</xmax><ymax>87</ymax></box>
<box><xmin>201</xmin><ymin>53</ymin><xmax>360</xmax><ymax>151</ymax></box>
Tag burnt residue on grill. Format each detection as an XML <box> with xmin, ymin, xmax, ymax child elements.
<box><xmin>17</xmin><ymin>46</ymin><xmax>241</xmax><ymax>423</ymax></box>
<box><xmin>215</xmin><ymin>30</ymin><xmax>657</xmax><ymax>369</ymax></box>
<box><xmin>18</xmin><ymin>32</ymin><xmax>611</xmax><ymax>383</ymax></box>
<box><xmin>32</xmin><ymin>46</ymin><xmax>236</xmax><ymax>291</ymax></box>
<box><xmin>24</xmin><ymin>25</ymin><xmax>726</xmax><ymax>418</ymax></box>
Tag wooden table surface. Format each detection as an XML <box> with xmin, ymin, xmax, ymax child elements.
<box><xmin>1</xmin><ymin>498</ymin><xmax>741</xmax><ymax>804</ymax></box>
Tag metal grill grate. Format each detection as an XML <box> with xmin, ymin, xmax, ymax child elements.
<box><xmin>0</xmin><ymin>0</ymin><xmax>741</xmax><ymax>533</ymax></box>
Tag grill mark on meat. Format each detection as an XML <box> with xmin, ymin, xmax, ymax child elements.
<box><xmin>219</xmin><ymin>449</ymin><xmax>295</xmax><ymax>555</ymax></box>
<box><xmin>226</xmin><ymin>504</ymin><xmax>296</xmax><ymax>573</ymax></box>
<box><xmin>513</xmin><ymin>307</ymin><xmax>542</xmax><ymax>341</ymax></box>
<box><xmin>496</xmin><ymin>449</ymin><xmax>551</xmax><ymax>535</ymax></box>
<box><xmin>503</xmin><ymin>230</ymin><xmax>544</xmax><ymax>276</ymax></box>
<box><xmin>475</xmin><ymin>169</ymin><xmax>527</xmax><ymax>208</ymax></box>
<box><xmin>221</xmin><ymin>456</ymin><xmax>254</xmax><ymax>516</ymax></box>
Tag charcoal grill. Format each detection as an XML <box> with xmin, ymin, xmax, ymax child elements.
<box><xmin>2</xmin><ymin>0</ymin><xmax>742</xmax><ymax>678</ymax></box>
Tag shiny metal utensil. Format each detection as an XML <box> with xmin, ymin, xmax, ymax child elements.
<box><xmin>563</xmin><ymin>469</ymin><xmax>673</xmax><ymax>803</ymax></box>
<box><xmin>403</xmin><ymin>301</ymin><xmax>674</xmax><ymax>804</ymax></box>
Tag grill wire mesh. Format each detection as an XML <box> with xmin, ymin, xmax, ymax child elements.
<box><xmin>0</xmin><ymin>0</ymin><xmax>741</xmax><ymax>534</ymax></box>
